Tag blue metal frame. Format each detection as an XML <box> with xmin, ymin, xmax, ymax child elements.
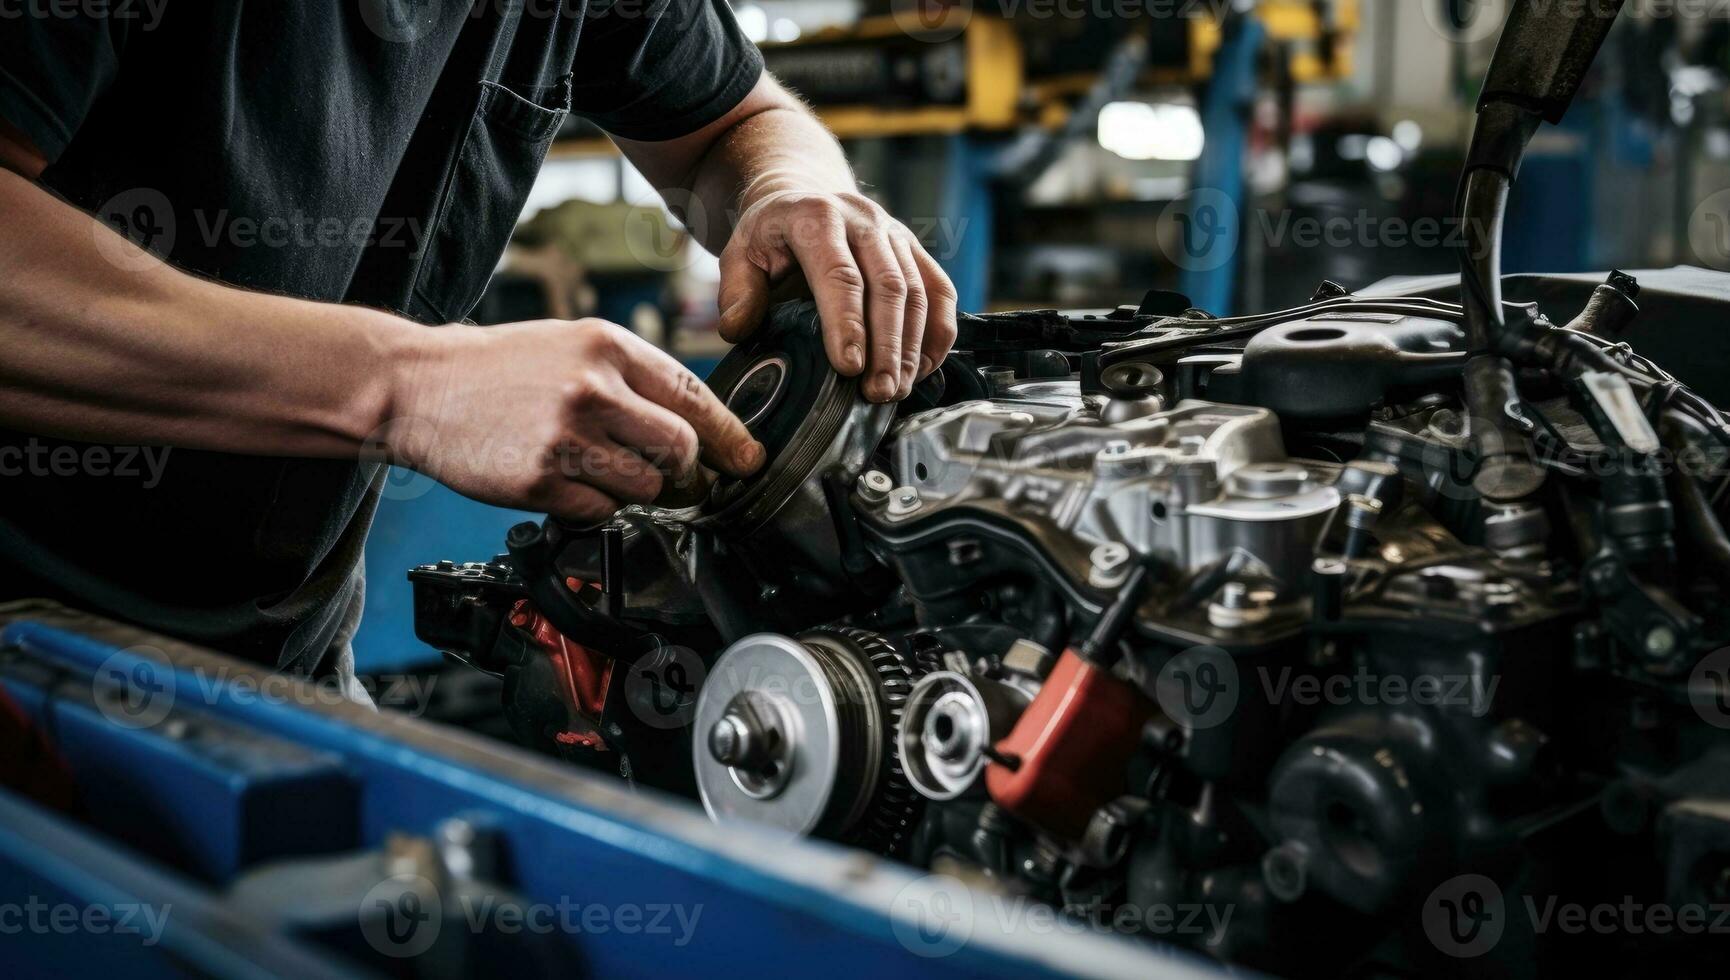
<box><xmin>1181</xmin><ymin>16</ymin><xmax>1266</xmax><ymax>317</ymax></box>
<box><xmin>0</xmin><ymin>606</ymin><xmax>1221</xmax><ymax>980</ymax></box>
<box><xmin>936</xmin><ymin>134</ymin><xmax>998</xmax><ymax>313</ymax></box>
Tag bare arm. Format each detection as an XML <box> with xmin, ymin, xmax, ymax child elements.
<box><xmin>0</xmin><ymin>164</ymin><xmax>409</xmax><ymax>456</ymax></box>
<box><xmin>613</xmin><ymin>74</ymin><xmax>958</xmax><ymax>404</ymax></box>
<box><xmin>0</xmin><ymin>129</ymin><xmax>760</xmax><ymax>522</ymax></box>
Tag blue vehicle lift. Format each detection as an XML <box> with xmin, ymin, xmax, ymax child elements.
<box><xmin>0</xmin><ymin>601</ymin><xmax>1221</xmax><ymax>979</ymax></box>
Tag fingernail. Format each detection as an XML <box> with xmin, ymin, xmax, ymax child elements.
<box><xmin>843</xmin><ymin>343</ymin><xmax>865</xmax><ymax>374</ymax></box>
<box><xmin>867</xmin><ymin>373</ymin><xmax>897</xmax><ymax>402</ymax></box>
<box><xmin>919</xmin><ymin>354</ymin><xmax>936</xmax><ymax>378</ymax></box>
<box><xmin>720</xmin><ymin>301</ymin><xmax>742</xmax><ymax>327</ymax></box>
<box><xmin>739</xmin><ymin>440</ymin><xmax>766</xmax><ymax>471</ymax></box>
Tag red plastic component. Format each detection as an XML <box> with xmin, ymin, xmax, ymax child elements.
<box><xmin>0</xmin><ymin>686</ymin><xmax>78</xmax><ymax>811</ymax></box>
<box><xmin>985</xmin><ymin>649</ymin><xmax>1155</xmax><ymax>841</ymax></box>
<box><xmin>509</xmin><ymin>599</ymin><xmax>615</xmax><ymax>750</ymax></box>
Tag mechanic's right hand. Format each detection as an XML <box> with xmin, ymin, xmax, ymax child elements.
<box><xmin>385</xmin><ymin>318</ymin><xmax>764</xmax><ymax>523</ymax></box>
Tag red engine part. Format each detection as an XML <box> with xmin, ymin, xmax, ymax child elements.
<box><xmin>985</xmin><ymin>649</ymin><xmax>1155</xmax><ymax>841</ymax></box>
<box><xmin>0</xmin><ymin>686</ymin><xmax>78</xmax><ymax>812</ymax></box>
<box><xmin>509</xmin><ymin>598</ymin><xmax>615</xmax><ymax>750</ymax></box>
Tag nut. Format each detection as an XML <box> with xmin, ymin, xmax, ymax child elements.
<box><xmin>856</xmin><ymin>469</ymin><xmax>894</xmax><ymax>504</ymax></box>
<box><xmin>1088</xmin><ymin>542</ymin><xmax>1132</xmax><ymax>588</ymax></box>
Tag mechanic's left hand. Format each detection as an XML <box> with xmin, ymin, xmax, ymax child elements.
<box><xmin>716</xmin><ymin>189</ymin><xmax>958</xmax><ymax>403</ymax></box>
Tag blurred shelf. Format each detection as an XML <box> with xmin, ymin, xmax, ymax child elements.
<box><xmin>547</xmin><ymin>2</ymin><xmax>1356</xmax><ymax>154</ymax></box>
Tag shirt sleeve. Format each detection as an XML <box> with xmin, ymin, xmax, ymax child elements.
<box><xmin>569</xmin><ymin>0</ymin><xmax>765</xmax><ymax>142</ymax></box>
<box><xmin>0</xmin><ymin>15</ymin><xmax>130</xmax><ymax>162</ymax></box>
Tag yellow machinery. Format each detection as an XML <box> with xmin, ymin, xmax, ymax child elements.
<box><xmin>762</xmin><ymin>1</ymin><xmax>1358</xmax><ymax>140</ymax></box>
<box><xmin>548</xmin><ymin>2</ymin><xmax>1358</xmax><ymax>153</ymax></box>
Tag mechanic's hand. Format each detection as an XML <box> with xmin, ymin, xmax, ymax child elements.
<box><xmin>387</xmin><ymin>318</ymin><xmax>764</xmax><ymax>523</ymax></box>
<box><xmin>716</xmin><ymin>189</ymin><xmax>958</xmax><ymax>403</ymax></box>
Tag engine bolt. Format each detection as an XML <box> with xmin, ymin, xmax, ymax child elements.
<box><xmin>1643</xmin><ymin>624</ymin><xmax>1678</xmax><ymax>659</ymax></box>
<box><xmin>856</xmin><ymin>470</ymin><xmax>894</xmax><ymax>504</ymax></box>
<box><xmin>1088</xmin><ymin>542</ymin><xmax>1132</xmax><ymax>589</ymax></box>
<box><xmin>1208</xmin><ymin>581</ymin><xmax>1276</xmax><ymax>629</ymax></box>
<box><xmin>709</xmin><ymin>700</ymin><xmax>775</xmax><ymax>773</ymax></box>
<box><xmin>888</xmin><ymin>487</ymin><xmax>923</xmax><ymax>517</ymax></box>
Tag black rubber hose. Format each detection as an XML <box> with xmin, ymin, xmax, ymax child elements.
<box><xmin>1661</xmin><ymin>414</ymin><xmax>1730</xmax><ymax>594</ymax></box>
<box><xmin>1457</xmin><ymin>159</ymin><xmax>1545</xmax><ymax>503</ymax></box>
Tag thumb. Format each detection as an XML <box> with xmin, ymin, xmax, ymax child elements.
<box><xmin>716</xmin><ymin>242</ymin><xmax>772</xmax><ymax>343</ymax></box>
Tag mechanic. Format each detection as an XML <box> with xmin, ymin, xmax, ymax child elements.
<box><xmin>0</xmin><ymin>1</ymin><xmax>957</xmax><ymax>691</ymax></box>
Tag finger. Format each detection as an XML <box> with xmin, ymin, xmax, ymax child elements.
<box><xmin>615</xmin><ymin>334</ymin><xmax>765</xmax><ymax>477</ymax></box>
<box><xmin>537</xmin><ymin>481</ymin><xmax>623</xmax><ymax>525</ymax></box>
<box><xmin>601</xmin><ymin>393</ymin><xmax>701</xmax><ymax>486</ymax></box>
<box><xmin>889</xmin><ymin>233</ymin><xmax>927</xmax><ymax>398</ymax></box>
<box><xmin>911</xmin><ymin>245</ymin><xmax>958</xmax><ymax>379</ymax></box>
<box><xmin>554</xmin><ymin>434</ymin><xmax>665</xmax><ymax>505</ymax></box>
<box><xmin>779</xmin><ymin>205</ymin><xmax>868</xmax><ymax>377</ymax></box>
<box><xmin>716</xmin><ymin>234</ymin><xmax>773</xmax><ymax>343</ymax></box>
<box><xmin>848</xmin><ymin>222</ymin><xmax>907</xmax><ymax>402</ymax></box>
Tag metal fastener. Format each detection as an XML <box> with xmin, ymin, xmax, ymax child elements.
<box><xmin>1088</xmin><ymin>542</ymin><xmax>1132</xmax><ymax>588</ymax></box>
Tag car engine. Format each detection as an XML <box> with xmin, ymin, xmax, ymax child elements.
<box><xmin>410</xmin><ymin>281</ymin><xmax>1730</xmax><ymax>975</ymax></box>
<box><xmin>408</xmin><ymin>3</ymin><xmax>1730</xmax><ymax>975</ymax></box>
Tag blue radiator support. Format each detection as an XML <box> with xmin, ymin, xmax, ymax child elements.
<box><xmin>0</xmin><ymin>603</ymin><xmax>1221</xmax><ymax>980</ymax></box>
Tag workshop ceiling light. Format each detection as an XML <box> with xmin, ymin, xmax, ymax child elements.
<box><xmin>1365</xmin><ymin>136</ymin><xmax>1404</xmax><ymax>172</ymax></box>
<box><xmin>736</xmin><ymin>4</ymin><xmax>769</xmax><ymax>43</ymax></box>
<box><xmin>1097</xmin><ymin>102</ymin><xmax>1205</xmax><ymax>162</ymax></box>
<box><xmin>1392</xmin><ymin>119</ymin><xmax>1424</xmax><ymax>153</ymax></box>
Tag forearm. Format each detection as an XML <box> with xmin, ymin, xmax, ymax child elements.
<box><xmin>619</xmin><ymin>75</ymin><xmax>856</xmax><ymax>255</ymax></box>
<box><xmin>687</xmin><ymin>101</ymin><xmax>856</xmax><ymax>250</ymax></box>
<box><xmin>0</xmin><ymin>168</ymin><xmax>420</xmax><ymax>455</ymax></box>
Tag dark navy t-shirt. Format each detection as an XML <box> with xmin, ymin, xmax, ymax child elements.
<box><xmin>0</xmin><ymin>0</ymin><xmax>762</xmax><ymax>674</ymax></box>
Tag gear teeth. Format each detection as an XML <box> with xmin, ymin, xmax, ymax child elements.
<box><xmin>811</xmin><ymin>627</ymin><xmax>923</xmax><ymax>856</ymax></box>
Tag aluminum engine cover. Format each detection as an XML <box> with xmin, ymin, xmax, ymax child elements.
<box><xmin>882</xmin><ymin>397</ymin><xmax>1340</xmax><ymax>590</ymax></box>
